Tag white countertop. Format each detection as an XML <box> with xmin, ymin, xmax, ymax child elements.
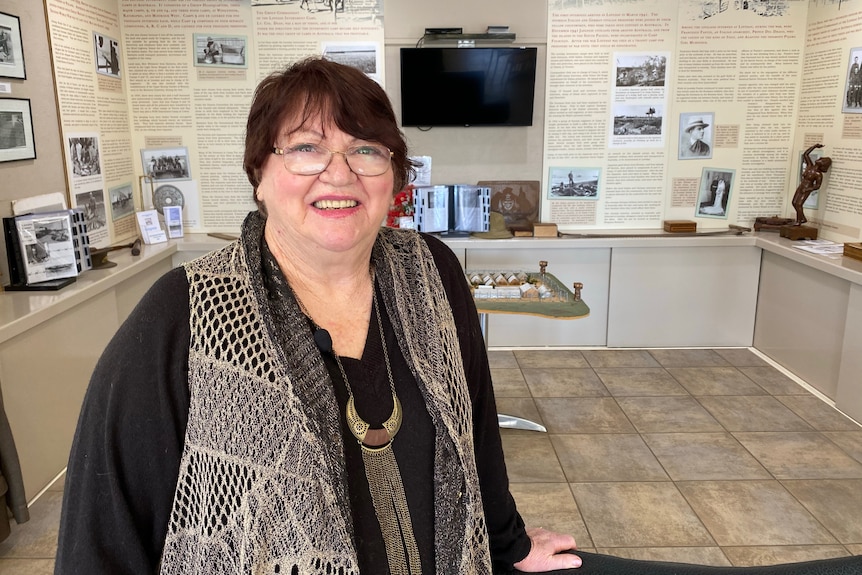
<box><xmin>1</xmin><ymin>230</ymin><xmax>860</xmax><ymax>345</ymax></box>
<box><xmin>0</xmin><ymin>240</ymin><xmax>176</xmax><ymax>344</ymax></box>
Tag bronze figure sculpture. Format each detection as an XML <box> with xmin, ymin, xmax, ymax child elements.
<box><xmin>791</xmin><ymin>143</ymin><xmax>832</xmax><ymax>225</ymax></box>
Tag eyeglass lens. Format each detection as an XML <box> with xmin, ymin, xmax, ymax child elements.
<box><xmin>280</xmin><ymin>144</ymin><xmax>391</xmax><ymax>176</ymax></box>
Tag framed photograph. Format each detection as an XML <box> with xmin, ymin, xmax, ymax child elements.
<box><xmin>67</xmin><ymin>135</ymin><xmax>101</xmax><ymax>178</ymax></box>
<box><xmin>0</xmin><ymin>98</ymin><xmax>36</xmax><ymax>163</ymax></box>
<box><xmin>678</xmin><ymin>112</ymin><xmax>714</xmax><ymax>160</ymax></box>
<box><xmin>75</xmin><ymin>189</ymin><xmax>107</xmax><ymax>233</ymax></box>
<box><xmin>194</xmin><ymin>34</ymin><xmax>247</xmax><ymax>68</ymax></box>
<box><xmin>842</xmin><ymin>47</ymin><xmax>862</xmax><ymax>114</ymax></box>
<box><xmin>323</xmin><ymin>42</ymin><xmax>380</xmax><ymax>83</ymax></box>
<box><xmin>0</xmin><ymin>12</ymin><xmax>26</xmax><ymax>79</ymax></box>
<box><xmin>547</xmin><ymin>167</ymin><xmax>600</xmax><ymax>199</ymax></box>
<box><xmin>109</xmin><ymin>182</ymin><xmax>135</xmax><ymax>221</ymax></box>
<box><xmin>696</xmin><ymin>168</ymin><xmax>735</xmax><ymax>219</ymax></box>
<box><xmin>93</xmin><ymin>32</ymin><xmax>121</xmax><ymax>78</ymax></box>
<box><xmin>141</xmin><ymin>146</ymin><xmax>192</xmax><ymax>181</ymax></box>
<box><xmin>478</xmin><ymin>180</ymin><xmax>540</xmax><ymax>228</ymax></box>
<box><xmin>614</xmin><ymin>53</ymin><xmax>667</xmax><ymax>88</ymax></box>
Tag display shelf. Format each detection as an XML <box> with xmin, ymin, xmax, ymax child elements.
<box><xmin>422</xmin><ymin>33</ymin><xmax>516</xmax><ymax>44</ymax></box>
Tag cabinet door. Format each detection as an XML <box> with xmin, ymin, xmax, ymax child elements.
<box><xmin>0</xmin><ymin>291</ymin><xmax>118</xmax><ymax>499</ymax></box>
<box><xmin>608</xmin><ymin>246</ymin><xmax>761</xmax><ymax>347</ymax></box>
<box><xmin>755</xmin><ymin>251</ymin><xmax>848</xmax><ymax>399</ymax></box>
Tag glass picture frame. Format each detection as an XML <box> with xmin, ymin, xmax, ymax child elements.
<box><xmin>0</xmin><ymin>98</ymin><xmax>36</xmax><ymax>163</ymax></box>
<box><xmin>0</xmin><ymin>12</ymin><xmax>26</xmax><ymax>80</ymax></box>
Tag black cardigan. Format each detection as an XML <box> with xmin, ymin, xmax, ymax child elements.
<box><xmin>54</xmin><ymin>232</ymin><xmax>531</xmax><ymax>574</ymax></box>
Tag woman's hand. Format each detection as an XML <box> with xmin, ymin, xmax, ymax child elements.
<box><xmin>512</xmin><ymin>527</ymin><xmax>581</xmax><ymax>572</ymax></box>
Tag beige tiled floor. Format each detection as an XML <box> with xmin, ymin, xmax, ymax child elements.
<box><xmin>2</xmin><ymin>348</ymin><xmax>861</xmax><ymax>572</ymax></box>
<box><xmin>496</xmin><ymin>348</ymin><xmax>862</xmax><ymax>567</ymax></box>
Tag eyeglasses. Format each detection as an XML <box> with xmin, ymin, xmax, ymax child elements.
<box><xmin>272</xmin><ymin>142</ymin><xmax>393</xmax><ymax>176</ymax></box>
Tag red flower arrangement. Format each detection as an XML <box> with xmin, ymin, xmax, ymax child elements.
<box><xmin>386</xmin><ymin>184</ymin><xmax>415</xmax><ymax>228</ymax></box>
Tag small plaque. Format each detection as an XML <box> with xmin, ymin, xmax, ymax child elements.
<box><xmin>663</xmin><ymin>220</ymin><xmax>696</xmax><ymax>233</ymax></box>
<box><xmin>509</xmin><ymin>223</ymin><xmax>534</xmax><ymax>237</ymax></box>
<box><xmin>532</xmin><ymin>223</ymin><xmax>558</xmax><ymax>237</ymax></box>
<box><xmin>844</xmin><ymin>242</ymin><xmax>862</xmax><ymax>262</ymax></box>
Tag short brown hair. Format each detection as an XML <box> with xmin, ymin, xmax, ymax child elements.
<box><xmin>244</xmin><ymin>57</ymin><xmax>416</xmax><ymax>200</ymax></box>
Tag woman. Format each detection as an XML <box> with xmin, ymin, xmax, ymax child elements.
<box><xmin>54</xmin><ymin>57</ymin><xmax>578</xmax><ymax>574</ymax></box>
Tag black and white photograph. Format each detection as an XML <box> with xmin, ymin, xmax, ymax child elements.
<box><xmin>696</xmin><ymin>168</ymin><xmax>734</xmax><ymax>219</ymax></box>
<box><xmin>194</xmin><ymin>34</ymin><xmax>247</xmax><ymax>68</ymax></box>
<box><xmin>68</xmin><ymin>136</ymin><xmax>101</xmax><ymax>178</ymax></box>
<box><xmin>548</xmin><ymin>167</ymin><xmax>600</xmax><ymax>199</ymax></box>
<box><xmin>251</xmin><ymin>0</ymin><xmax>383</xmax><ymax>22</ymax></box>
<box><xmin>76</xmin><ymin>190</ymin><xmax>107</xmax><ymax>232</ymax></box>
<box><xmin>93</xmin><ymin>32</ymin><xmax>120</xmax><ymax>78</ymax></box>
<box><xmin>612</xmin><ymin>103</ymin><xmax>664</xmax><ymax>136</ymax></box>
<box><xmin>684</xmin><ymin>0</ymin><xmax>791</xmax><ymax>21</ymax></box>
<box><xmin>842</xmin><ymin>47</ymin><xmax>862</xmax><ymax>113</ymax></box>
<box><xmin>250</xmin><ymin>0</ymin><xmax>341</xmax><ymax>9</ymax></box>
<box><xmin>0</xmin><ymin>11</ymin><xmax>26</xmax><ymax>79</ymax></box>
<box><xmin>678</xmin><ymin>112</ymin><xmax>714</xmax><ymax>160</ymax></box>
<box><xmin>0</xmin><ymin>98</ymin><xmax>35</xmax><ymax>163</ymax></box>
<box><xmin>15</xmin><ymin>212</ymin><xmax>78</xmax><ymax>284</ymax></box>
<box><xmin>141</xmin><ymin>147</ymin><xmax>192</xmax><ymax>181</ymax></box>
<box><xmin>615</xmin><ymin>54</ymin><xmax>667</xmax><ymax>88</ymax></box>
<box><xmin>323</xmin><ymin>43</ymin><xmax>379</xmax><ymax>78</ymax></box>
<box><xmin>109</xmin><ymin>183</ymin><xmax>135</xmax><ymax>221</ymax></box>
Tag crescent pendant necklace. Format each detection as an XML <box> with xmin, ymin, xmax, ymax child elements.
<box><xmin>290</xmin><ymin>271</ymin><xmax>421</xmax><ymax>575</ymax></box>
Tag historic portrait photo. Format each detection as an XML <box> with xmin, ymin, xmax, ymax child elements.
<box><xmin>678</xmin><ymin>112</ymin><xmax>714</xmax><ymax>160</ymax></box>
<box><xmin>696</xmin><ymin>168</ymin><xmax>734</xmax><ymax>219</ymax></box>
<box><xmin>842</xmin><ymin>47</ymin><xmax>862</xmax><ymax>113</ymax></box>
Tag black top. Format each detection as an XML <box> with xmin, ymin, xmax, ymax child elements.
<box><xmin>54</xmin><ymin>232</ymin><xmax>530</xmax><ymax>574</ymax></box>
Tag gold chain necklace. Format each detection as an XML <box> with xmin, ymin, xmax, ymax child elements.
<box><xmin>337</xmin><ymin>287</ymin><xmax>403</xmax><ymax>450</ymax></box>
<box><xmin>289</xmin><ymin>274</ymin><xmax>421</xmax><ymax>575</ymax></box>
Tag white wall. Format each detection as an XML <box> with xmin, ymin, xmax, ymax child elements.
<box><xmin>383</xmin><ymin>0</ymin><xmax>549</xmax><ymax>185</ymax></box>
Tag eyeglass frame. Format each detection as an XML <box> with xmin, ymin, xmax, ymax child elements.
<box><xmin>271</xmin><ymin>142</ymin><xmax>394</xmax><ymax>177</ymax></box>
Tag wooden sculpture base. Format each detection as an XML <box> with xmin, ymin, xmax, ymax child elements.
<box><xmin>780</xmin><ymin>224</ymin><xmax>818</xmax><ymax>241</ymax></box>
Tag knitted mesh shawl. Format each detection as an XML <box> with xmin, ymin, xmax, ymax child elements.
<box><xmin>159</xmin><ymin>212</ymin><xmax>492</xmax><ymax>574</ymax></box>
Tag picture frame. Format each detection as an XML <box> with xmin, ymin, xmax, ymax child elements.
<box><xmin>678</xmin><ymin>112</ymin><xmax>714</xmax><ymax>160</ymax></box>
<box><xmin>0</xmin><ymin>98</ymin><xmax>36</xmax><ymax>163</ymax></box>
<box><xmin>547</xmin><ymin>167</ymin><xmax>601</xmax><ymax>199</ymax></box>
<box><xmin>695</xmin><ymin>167</ymin><xmax>735</xmax><ymax>220</ymax></box>
<box><xmin>193</xmin><ymin>34</ymin><xmax>247</xmax><ymax>68</ymax></box>
<box><xmin>0</xmin><ymin>12</ymin><xmax>26</xmax><ymax>80</ymax></box>
<box><xmin>93</xmin><ymin>32</ymin><xmax>121</xmax><ymax>79</ymax></box>
<box><xmin>842</xmin><ymin>47</ymin><xmax>862</xmax><ymax>114</ymax></box>
<box><xmin>67</xmin><ymin>134</ymin><xmax>101</xmax><ymax>178</ymax></box>
<box><xmin>141</xmin><ymin>146</ymin><xmax>192</xmax><ymax>181</ymax></box>
<box><xmin>477</xmin><ymin>180</ymin><xmax>540</xmax><ymax>228</ymax></box>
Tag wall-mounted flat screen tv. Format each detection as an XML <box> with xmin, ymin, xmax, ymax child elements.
<box><xmin>400</xmin><ymin>47</ymin><xmax>538</xmax><ymax>127</ymax></box>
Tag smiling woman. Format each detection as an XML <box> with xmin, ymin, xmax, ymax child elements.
<box><xmin>54</xmin><ymin>57</ymin><xmax>582</xmax><ymax>575</ymax></box>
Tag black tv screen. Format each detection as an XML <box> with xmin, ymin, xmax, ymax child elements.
<box><xmin>400</xmin><ymin>47</ymin><xmax>538</xmax><ymax>127</ymax></box>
